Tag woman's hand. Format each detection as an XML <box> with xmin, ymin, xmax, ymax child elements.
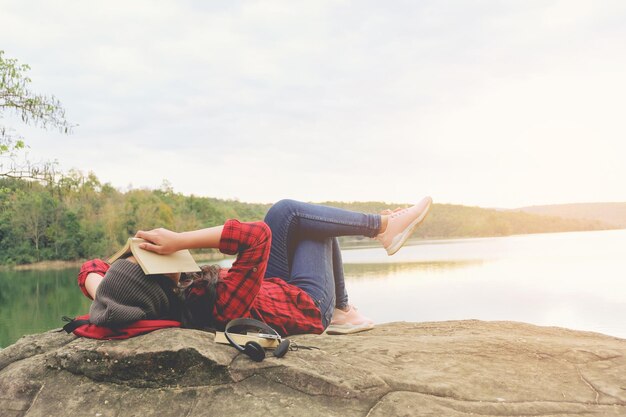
<box><xmin>135</xmin><ymin>228</ymin><xmax>183</xmax><ymax>255</ymax></box>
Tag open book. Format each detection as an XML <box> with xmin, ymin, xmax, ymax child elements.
<box><xmin>108</xmin><ymin>238</ymin><xmax>201</xmax><ymax>275</ymax></box>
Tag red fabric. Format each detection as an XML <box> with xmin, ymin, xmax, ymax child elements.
<box><xmin>68</xmin><ymin>314</ymin><xmax>180</xmax><ymax>340</ymax></box>
<box><xmin>77</xmin><ymin>258</ymin><xmax>110</xmax><ymax>299</ymax></box>
<box><xmin>213</xmin><ymin>219</ymin><xmax>323</xmax><ymax>336</ymax></box>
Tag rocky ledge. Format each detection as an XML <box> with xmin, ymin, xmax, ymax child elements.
<box><xmin>1</xmin><ymin>321</ymin><xmax>625</xmax><ymax>417</ymax></box>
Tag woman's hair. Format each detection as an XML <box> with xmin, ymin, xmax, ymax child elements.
<box><xmin>178</xmin><ymin>264</ymin><xmax>222</xmax><ymax>329</ymax></box>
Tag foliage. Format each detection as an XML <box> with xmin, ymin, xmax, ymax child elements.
<box><xmin>0</xmin><ymin>50</ymin><xmax>72</xmax><ymax>180</ymax></box>
<box><xmin>0</xmin><ymin>173</ymin><xmax>270</xmax><ymax>264</ymax></box>
<box><xmin>0</xmin><ymin>173</ymin><xmax>613</xmax><ymax>265</ymax></box>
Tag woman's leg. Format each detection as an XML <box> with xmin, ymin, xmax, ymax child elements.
<box><xmin>262</xmin><ymin>198</ymin><xmax>430</xmax><ymax>331</ymax></box>
<box><xmin>289</xmin><ymin>236</ymin><xmax>370</xmax><ymax>330</ymax></box>
<box><xmin>263</xmin><ymin>199</ymin><xmax>381</xmax><ymax>280</ymax></box>
<box><xmin>262</xmin><ymin>200</ymin><xmax>376</xmax><ymax>329</ymax></box>
<box><xmin>331</xmin><ymin>237</ymin><xmax>349</xmax><ymax>310</ymax></box>
<box><xmin>289</xmin><ymin>237</ymin><xmax>336</xmax><ymax>328</ymax></box>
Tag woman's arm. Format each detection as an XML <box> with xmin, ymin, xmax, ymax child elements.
<box><xmin>85</xmin><ymin>273</ymin><xmax>104</xmax><ymax>299</ymax></box>
<box><xmin>213</xmin><ymin>220</ymin><xmax>271</xmax><ymax>320</ymax></box>
<box><xmin>135</xmin><ymin>225</ymin><xmax>225</xmax><ymax>254</ymax></box>
<box><xmin>77</xmin><ymin>259</ymin><xmax>110</xmax><ymax>300</ymax></box>
<box><xmin>138</xmin><ymin>220</ymin><xmax>272</xmax><ymax>321</ymax></box>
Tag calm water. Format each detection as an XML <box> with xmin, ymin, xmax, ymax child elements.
<box><xmin>341</xmin><ymin>229</ymin><xmax>626</xmax><ymax>339</ymax></box>
<box><xmin>1</xmin><ymin>229</ymin><xmax>624</xmax><ymax>347</ymax></box>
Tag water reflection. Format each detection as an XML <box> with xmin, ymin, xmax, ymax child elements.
<box><xmin>0</xmin><ymin>267</ymin><xmax>91</xmax><ymax>348</ymax></box>
<box><xmin>343</xmin><ymin>260</ymin><xmax>484</xmax><ymax>280</ymax></box>
<box><xmin>342</xmin><ymin>229</ymin><xmax>626</xmax><ymax>339</ymax></box>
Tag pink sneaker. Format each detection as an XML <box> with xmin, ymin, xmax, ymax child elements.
<box><xmin>376</xmin><ymin>196</ymin><xmax>432</xmax><ymax>255</ymax></box>
<box><xmin>326</xmin><ymin>305</ymin><xmax>375</xmax><ymax>335</ymax></box>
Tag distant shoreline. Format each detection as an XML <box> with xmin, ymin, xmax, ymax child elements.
<box><xmin>4</xmin><ymin>227</ymin><xmax>624</xmax><ymax>271</ymax></box>
<box><xmin>3</xmin><ymin>174</ymin><xmax>622</xmax><ymax>268</ymax></box>
<box><xmin>1</xmin><ymin>251</ymin><xmax>232</xmax><ymax>271</ymax></box>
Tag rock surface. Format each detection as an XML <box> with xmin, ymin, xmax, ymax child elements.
<box><xmin>0</xmin><ymin>320</ymin><xmax>625</xmax><ymax>417</ymax></box>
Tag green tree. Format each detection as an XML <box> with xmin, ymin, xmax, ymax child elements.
<box><xmin>0</xmin><ymin>50</ymin><xmax>72</xmax><ymax>180</ymax></box>
<box><xmin>10</xmin><ymin>189</ymin><xmax>55</xmax><ymax>261</ymax></box>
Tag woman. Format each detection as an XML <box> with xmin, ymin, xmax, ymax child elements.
<box><xmin>78</xmin><ymin>197</ymin><xmax>432</xmax><ymax>336</ymax></box>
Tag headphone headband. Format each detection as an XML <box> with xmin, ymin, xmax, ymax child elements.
<box><xmin>224</xmin><ymin>318</ymin><xmax>288</xmax><ymax>362</ymax></box>
<box><xmin>225</xmin><ymin>317</ymin><xmax>280</xmax><ymax>345</ymax></box>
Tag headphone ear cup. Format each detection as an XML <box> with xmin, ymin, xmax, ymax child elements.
<box><xmin>273</xmin><ymin>339</ymin><xmax>290</xmax><ymax>358</ymax></box>
<box><xmin>243</xmin><ymin>341</ymin><xmax>265</xmax><ymax>362</ymax></box>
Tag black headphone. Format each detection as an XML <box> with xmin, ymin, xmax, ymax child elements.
<box><xmin>224</xmin><ymin>318</ymin><xmax>290</xmax><ymax>362</ymax></box>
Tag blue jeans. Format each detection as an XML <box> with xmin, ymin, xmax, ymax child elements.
<box><xmin>263</xmin><ymin>199</ymin><xmax>381</xmax><ymax>328</ymax></box>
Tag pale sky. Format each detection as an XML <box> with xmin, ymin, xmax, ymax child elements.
<box><xmin>1</xmin><ymin>0</ymin><xmax>625</xmax><ymax>208</ymax></box>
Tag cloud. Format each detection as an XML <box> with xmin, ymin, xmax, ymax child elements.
<box><xmin>1</xmin><ymin>1</ymin><xmax>625</xmax><ymax>206</ymax></box>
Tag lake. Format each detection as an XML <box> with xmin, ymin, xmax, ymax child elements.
<box><xmin>340</xmin><ymin>229</ymin><xmax>626</xmax><ymax>340</ymax></box>
<box><xmin>1</xmin><ymin>228</ymin><xmax>624</xmax><ymax>348</ymax></box>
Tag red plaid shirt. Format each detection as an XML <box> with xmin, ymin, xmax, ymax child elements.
<box><xmin>78</xmin><ymin>220</ymin><xmax>324</xmax><ymax>336</ymax></box>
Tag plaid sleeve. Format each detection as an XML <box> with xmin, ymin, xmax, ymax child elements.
<box><xmin>77</xmin><ymin>259</ymin><xmax>110</xmax><ymax>300</ymax></box>
<box><xmin>215</xmin><ymin>219</ymin><xmax>271</xmax><ymax>321</ymax></box>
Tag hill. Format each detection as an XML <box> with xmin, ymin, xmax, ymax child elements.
<box><xmin>321</xmin><ymin>201</ymin><xmax>612</xmax><ymax>243</ymax></box>
<box><xmin>515</xmin><ymin>202</ymin><xmax>626</xmax><ymax>228</ymax></box>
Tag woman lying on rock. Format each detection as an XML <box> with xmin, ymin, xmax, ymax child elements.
<box><xmin>78</xmin><ymin>198</ymin><xmax>432</xmax><ymax>336</ymax></box>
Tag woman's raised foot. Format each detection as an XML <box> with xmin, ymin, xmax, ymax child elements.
<box><xmin>376</xmin><ymin>196</ymin><xmax>432</xmax><ymax>255</ymax></box>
